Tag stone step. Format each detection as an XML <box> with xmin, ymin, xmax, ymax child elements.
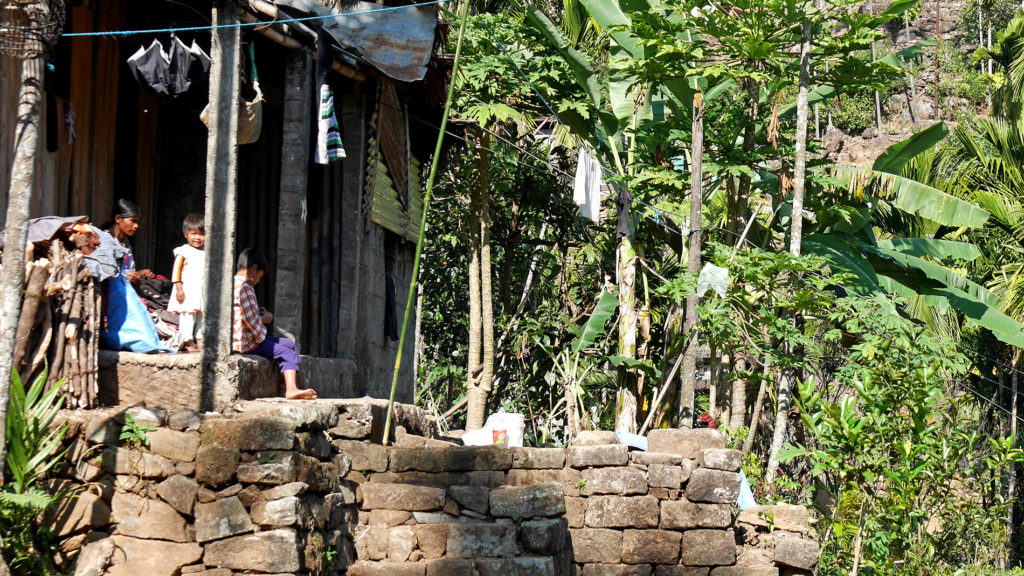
<box><xmin>98</xmin><ymin>350</ymin><xmax>360</xmax><ymax>411</ymax></box>
<box><xmin>347</xmin><ymin>557</ymin><xmax>560</xmax><ymax>576</ymax></box>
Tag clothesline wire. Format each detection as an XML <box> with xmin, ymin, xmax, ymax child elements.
<box><xmin>60</xmin><ymin>0</ymin><xmax>451</xmax><ymax>38</ymax></box>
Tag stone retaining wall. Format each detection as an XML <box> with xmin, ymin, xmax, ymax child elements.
<box><xmin>50</xmin><ymin>401</ymin><xmax>816</xmax><ymax>576</ymax></box>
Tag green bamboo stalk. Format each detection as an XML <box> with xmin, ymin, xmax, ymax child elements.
<box><xmin>383</xmin><ymin>0</ymin><xmax>472</xmax><ymax>445</ymax></box>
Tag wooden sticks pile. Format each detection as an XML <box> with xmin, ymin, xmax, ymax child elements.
<box><xmin>12</xmin><ymin>240</ymin><xmax>100</xmax><ymax>408</ymax></box>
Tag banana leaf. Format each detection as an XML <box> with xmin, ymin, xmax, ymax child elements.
<box><xmin>803</xmin><ymin>234</ymin><xmax>883</xmax><ymax>296</ymax></box>
<box><xmin>872</xmin><ymin>122</ymin><xmax>949</xmax><ymax>175</ymax></box>
<box><xmin>876</xmin><ymin>238</ymin><xmax>982</xmax><ymax>261</ymax></box>
<box><xmin>830</xmin><ymin>166</ymin><xmax>990</xmax><ymax>228</ymax></box>
<box><xmin>867</xmin><ymin>245</ymin><xmax>1001</xmax><ymax>307</ymax></box>
<box><xmin>525</xmin><ymin>7</ymin><xmax>603</xmax><ymax>110</ymax></box>
<box><xmin>608</xmin><ymin>355</ymin><xmax>662</xmax><ymax>378</ymax></box>
<box><xmin>572</xmin><ymin>289</ymin><xmax>620</xmax><ymax>352</ymax></box>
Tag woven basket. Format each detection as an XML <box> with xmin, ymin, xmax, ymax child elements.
<box><xmin>0</xmin><ymin>0</ymin><xmax>65</xmax><ymax>59</ymax></box>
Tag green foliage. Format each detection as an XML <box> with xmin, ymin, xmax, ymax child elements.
<box><xmin>830</xmin><ymin>92</ymin><xmax>880</xmax><ymax>134</ymax></box>
<box><xmin>119</xmin><ymin>413</ymin><xmax>156</xmax><ymax>449</ymax></box>
<box><xmin>782</xmin><ymin>304</ymin><xmax>1022</xmax><ymax>574</ymax></box>
<box><xmin>2</xmin><ymin>369</ymin><xmax>72</xmax><ymax>575</ymax></box>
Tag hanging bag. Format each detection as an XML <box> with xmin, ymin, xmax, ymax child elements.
<box><xmin>200</xmin><ymin>41</ymin><xmax>263</xmax><ymax>145</ymax></box>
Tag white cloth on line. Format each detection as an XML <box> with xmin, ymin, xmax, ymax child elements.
<box><xmin>573</xmin><ymin>146</ymin><xmax>603</xmax><ymax>223</ymax></box>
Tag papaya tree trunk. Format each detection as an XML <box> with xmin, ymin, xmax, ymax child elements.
<box><xmin>790</xmin><ymin>21</ymin><xmax>811</xmax><ymax>258</ymax></box>
<box><xmin>730</xmin><ymin>367</ymin><xmax>747</xmax><ymax>430</ymax></box>
<box><xmin>678</xmin><ymin>94</ymin><xmax>705</xmax><ymax>428</ymax></box>
<box><xmin>743</xmin><ymin>368</ymin><xmax>770</xmax><ymax>455</ymax></box>
<box><xmin>466</xmin><ymin>135</ymin><xmax>485</xmax><ymax>430</ymax></box>
<box><xmin>730</xmin><ymin>80</ymin><xmax>759</xmax><ymax>240</ymax></box>
<box><xmin>479</xmin><ymin>132</ymin><xmax>495</xmax><ymax>426</ymax></box>
<box><xmin>767</xmin><ymin>22</ymin><xmax>811</xmax><ymax>483</ymax></box>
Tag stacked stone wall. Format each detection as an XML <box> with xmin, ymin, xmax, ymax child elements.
<box><xmin>49</xmin><ymin>401</ymin><xmax>816</xmax><ymax>576</ymax></box>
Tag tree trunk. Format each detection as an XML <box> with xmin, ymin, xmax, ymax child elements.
<box><xmin>616</xmin><ymin>235</ymin><xmax>638</xmax><ymax>429</ymax></box>
<box><xmin>730</xmin><ymin>81</ymin><xmax>759</xmax><ymax>240</ymax></box>
<box><xmin>868</xmin><ymin>7</ymin><xmax>883</xmax><ymax>136</ymax></box>
<box><xmin>935</xmin><ymin>0</ymin><xmax>941</xmax><ymax>120</ymax></box>
<box><xmin>678</xmin><ymin>94</ymin><xmax>705</xmax><ymax>428</ymax></box>
<box><xmin>479</xmin><ymin>132</ymin><xmax>496</xmax><ymax>425</ymax></box>
<box><xmin>905</xmin><ymin>14</ymin><xmax>917</xmax><ymax>125</ymax></box>
<box><xmin>766</xmin><ymin>364</ymin><xmax>795</xmax><ymax>484</ymax></box>
<box><xmin>791</xmin><ymin>21</ymin><xmax>811</xmax><ymax>258</ymax></box>
<box><xmin>1009</xmin><ymin>350</ymin><xmax>1021</xmax><ymax>553</ymax></box>
<box><xmin>466</xmin><ymin>133</ymin><xmax>486</xmax><ymax>430</ymax></box>
<box><xmin>766</xmin><ymin>22</ymin><xmax>811</xmax><ymax>484</ymax></box>
<box><xmin>0</xmin><ymin>57</ymin><xmax>44</xmax><ymax>487</ymax></box>
<box><xmin>742</xmin><ymin>369</ymin><xmax>770</xmax><ymax>455</ymax></box>
<box><xmin>730</xmin><ymin>356</ymin><xmax>747</xmax><ymax>430</ymax></box>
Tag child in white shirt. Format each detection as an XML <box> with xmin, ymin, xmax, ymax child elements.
<box><xmin>168</xmin><ymin>214</ymin><xmax>205</xmax><ymax>352</ymax></box>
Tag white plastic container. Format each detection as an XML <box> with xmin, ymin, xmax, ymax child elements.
<box><xmin>460</xmin><ymin>410</ymin><xmax>526</xmax><ymax>447</ymax></box>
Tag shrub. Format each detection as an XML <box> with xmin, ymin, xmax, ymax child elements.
<box><xmin>0</xmin><ymin>369</ymin><xmax>71</xmax><ymax>575</ymax></box>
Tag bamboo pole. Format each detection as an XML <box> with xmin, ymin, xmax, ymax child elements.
<box><xmin>383</xmin><ymin>0</ymin><xmax>472</xmax><ymax>445</ymax></box>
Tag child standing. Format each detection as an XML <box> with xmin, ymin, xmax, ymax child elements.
<box><xmin>169</xmin><ymin>214</ymin><xmax>205</xmax><ymax>352</ymax></box>
<box><xmin>233</xmin><ymin>248</ymin><xmax>317</xmax><ymax>400</ymax></box>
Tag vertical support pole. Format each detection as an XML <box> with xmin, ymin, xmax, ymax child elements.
<box><xmin>337</xmin><ymin>90</ymin><xmax>366</xmax><ymax>360</ymax></box>
<box><xmin>274</xmin><ymin>51</ymin><xmax>313</xmax><ymax>347</ymax></box>
<box><xmin>200</xmin><ymin>0</ymin><xmax>241</xmax><ymax>411</ymax></box>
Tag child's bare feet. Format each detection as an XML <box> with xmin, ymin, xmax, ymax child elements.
<box><xmin>285</xmin><ymin>388</ymin><xmax>318</xmax><ymax>400</ymax></box>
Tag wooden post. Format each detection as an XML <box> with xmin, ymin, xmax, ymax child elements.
<box><xmin>200</xmin><ymin>0</ymin><xmax>242</xmax><ymax>411</ymax></box>
<box><xmin>274</xmin><ymin>50</ymin><xmax>313</xmax><ymax>347</ymax></box>
<box><xmin>337</xmin><ymin>90</ymin><xmax>366</xmax><ymax>358</ymax></box>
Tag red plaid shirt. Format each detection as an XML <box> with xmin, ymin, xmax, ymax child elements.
<box><xmin>233</xmin><ymin>275</ymin><xmax>266</xmax><ymax>353</ymax></box>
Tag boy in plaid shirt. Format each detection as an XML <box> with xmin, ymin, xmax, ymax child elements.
<box><xmin>233</xmin><ymin>248</ymin><xmax>317</xmax><ymax>400</ymax></box>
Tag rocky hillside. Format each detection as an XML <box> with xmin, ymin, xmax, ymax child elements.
<box><xmin>825</xmin><ymin>0</ymin><xmax>994</xmax><ymax>167</ymax></box>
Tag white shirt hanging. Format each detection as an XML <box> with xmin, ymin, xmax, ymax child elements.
<box><xmin>573</xmin><ymin>146</ymin><xmax>603</xmax><ymax>223</ymax></box>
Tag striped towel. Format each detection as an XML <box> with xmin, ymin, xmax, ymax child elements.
<box><xmin>315</xmin><ymin>83</ymin><xmax>346</xmax><ymax>164</ymax></box>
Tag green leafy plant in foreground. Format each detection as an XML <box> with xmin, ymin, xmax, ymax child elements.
<box><xmin>781</xmin><ymin>314</ymin><xmax>1024</xmax><ymax>575</ymax></box>
<box><xmin>1</xmin><ymin>368</ymin><xmax>72</xmax><ymax>575</ymax></box>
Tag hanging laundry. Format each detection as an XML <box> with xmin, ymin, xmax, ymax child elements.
<box><xmin>314</xmin><ymin>29</ymin><xmax>346</xmax><ymax>164</ymax></box>
<box><xmin>65</xmin><ymin>101</ymin><xmax>76</xmax><ymax>145</ymax></box>
<box><xmin>168</xmin><ymin>36</ymin><xmax>209</xmax><ymax>96</ymax></box>
<box><xmin>126</xmin><ymin>37</ymin><xmax>209</xmax><ymax>100</ymax></box>
<box><xmin>127</xmin><ymin>40</ymin><xmax>171</xmax><ymax>98</ymax></box>
<box><xmin>573</xmin><ymin>146</ymin><xmax>603</xmax><ymax>223</ymax></box>
<box><xmin>616</xmin><ymin>186</ymin><xmax>633</xmax><ymax>238</ymax></box>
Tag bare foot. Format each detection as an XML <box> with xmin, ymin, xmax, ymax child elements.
<box><xmin>285</xmin><ymin>388</ymin><xmax>318</xmax><ymax>400</ymax></box>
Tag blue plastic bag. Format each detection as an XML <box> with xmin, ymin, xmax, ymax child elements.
<box><xmin>737</xmin><ymin>470</ymin><xmax>756</xmax><ymax>510</ymax></box>
<box><xmin>101</xmin><ymin>274</ymin><xmax>172</xmax><ymax>353</ymax></box>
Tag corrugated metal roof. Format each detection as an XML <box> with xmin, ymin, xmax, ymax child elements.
<box><xmin>276</xmin><ymin>0</ymin><xmax>437</xmax><ymax>82</ymax></box>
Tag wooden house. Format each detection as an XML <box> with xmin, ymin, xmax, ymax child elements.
<box><xmin>0</xmin><ymin>0</ymin><xmax>448</xmax><ymax>409</ymax></box>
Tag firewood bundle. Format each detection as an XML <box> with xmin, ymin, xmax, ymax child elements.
<box><xmin>13</xmin><ymin>239</ymin><xmax>100</xmax><ymax>408</ymax></box>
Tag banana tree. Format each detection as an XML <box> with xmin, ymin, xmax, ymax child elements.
<box><xmin>803</xmin><ymin>123</ymin><xmax>1024</xmax><ymax>349</ymax></box>
<box><xmin>525</xmin><ymin>0</ymin><xmax>703</xmax><ymax>430</ymax></box>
